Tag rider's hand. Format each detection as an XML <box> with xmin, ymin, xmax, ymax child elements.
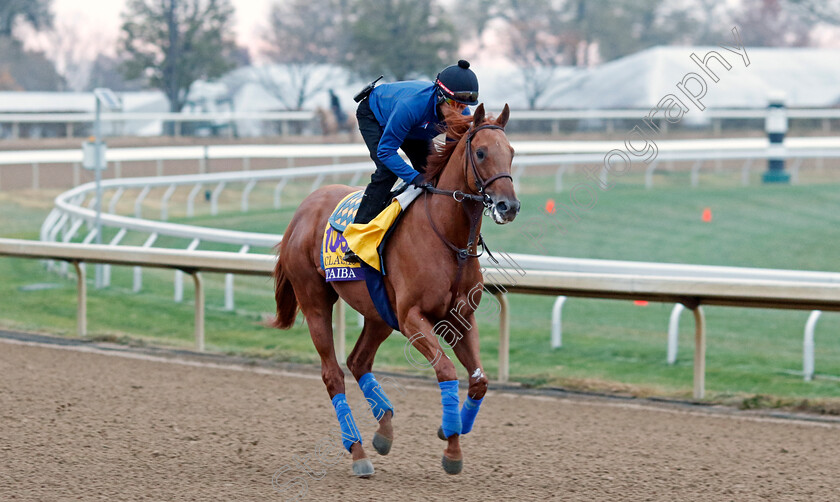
<box><xmin>409</xmin><ymin>173</ymin><xmax>427</xmax><ymax>188</ymax></box>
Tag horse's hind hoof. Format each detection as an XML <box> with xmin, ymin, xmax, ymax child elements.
<box><xmin>441</xmin><ymin>455</ymin><xmax>463</xmax><ymax>475</ymax></box>
<box><xmin>352</xmin><ymin>458</ymin><xmax>375</xmax><ymax>478</ymax></box>
<box><xmin>437</xmin><ymin>426</ymin><xmax>446</xmax><ymax>441</ymax></box>
<box><xmin>372</xmin><ymin>432</ymin><xmax>393</xmax><ymax>455</ymax></box>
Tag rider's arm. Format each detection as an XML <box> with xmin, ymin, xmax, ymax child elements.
<box><xmin>377</xmin><ymin>102</ymin><xmax>423</xmax><ymax>183</ymax></box>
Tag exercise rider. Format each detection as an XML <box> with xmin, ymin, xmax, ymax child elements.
<box><xmin>344</xmin><ymin>60</ymin><xmax>480</xmax><ymax>263</ymax></box>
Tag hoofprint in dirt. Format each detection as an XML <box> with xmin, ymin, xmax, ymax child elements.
<box><xmin>1</xmin><ymin>334</ymin><xmax>839</xmax><ymax>501</ymax></box>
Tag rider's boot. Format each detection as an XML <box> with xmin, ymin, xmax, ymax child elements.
<box><xmin>343</xmin><ymin>188</ymin><xmax>387</xmax><ymax>264</ymax></box>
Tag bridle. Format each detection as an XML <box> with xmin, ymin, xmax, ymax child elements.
<box><xmin>421</xmin><ymin>122</ymin><xmax>513</xmax><ymax>307</ymax></box>
<box><xmin>425</xmin><ymin>123</ymin><xmax>513</xmax><ymax>209</ymax></box>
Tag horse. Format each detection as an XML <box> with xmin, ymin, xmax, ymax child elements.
<box><xmin>314</xmin><ymin>106</ymin><xmax>358</xmax><ymax>140</ymax></box>
<box><xmin>272</xmin><ymin>103</ymin><xmax>519</xmax><ymax>477</ymax></box>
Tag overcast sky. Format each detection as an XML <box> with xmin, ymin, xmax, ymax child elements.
<box><xmin>51</xmin><ymin>0</ymin><xmax>274</xmax><ymax>57</ymax></box>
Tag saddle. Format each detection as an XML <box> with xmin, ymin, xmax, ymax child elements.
<box><xmin>320</xmin><ymin>184</ymin><xmax>423</xmax><ymax>330</ymax></box>
<box><xmin>322</xmin><ymin>184</ymin><xmax>421</xmax><ymax>276</ymax></box>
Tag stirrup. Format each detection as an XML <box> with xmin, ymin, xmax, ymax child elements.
<box><xmin>343</xmin><ymin>250</ymin><xmax>361</xmax><ymax>264</ymax></box>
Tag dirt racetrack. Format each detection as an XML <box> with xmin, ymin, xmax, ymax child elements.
<box><xmin>2</xmin><ymin>333</ymin><xmax>840</xmax><ymax>501</ymax></box>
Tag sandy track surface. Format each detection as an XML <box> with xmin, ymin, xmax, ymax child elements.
<box><xmin>2</xmin><ymin>336</ymin><xmax>840</xmax><ymax>501</ymax></box>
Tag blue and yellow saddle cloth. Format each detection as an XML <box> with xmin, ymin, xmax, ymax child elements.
<box><xmin>321</xmin><ymin>190</ymin><xmax>365</xmax><ymax>281</ymax></box>
<box><xmin>320</xmin><ymin>186</ymin><xmax>423</xmax><ymax>330</ymax></box>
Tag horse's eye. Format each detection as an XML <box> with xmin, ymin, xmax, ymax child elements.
<box><xmin>476</xmin><ymin>149</ymin><xmax>485</xmax><ymax>161</ymax></box>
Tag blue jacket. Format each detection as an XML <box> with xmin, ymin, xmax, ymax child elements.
<box><xmin>368</xmin><ymin>80</ymin><xmax>469</xmax><ymax>182</ymax></box>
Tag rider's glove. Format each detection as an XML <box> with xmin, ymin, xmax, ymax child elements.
<box><xmin>409</xmin><ymin>173</ymin><xmax>427</xmax><ymax>188</ymax></box>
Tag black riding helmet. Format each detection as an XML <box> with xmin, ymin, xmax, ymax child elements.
<box><xmin>435</xmin><ymin>60</ymin><xmax>479</xmax><ymax>105</ymax></box>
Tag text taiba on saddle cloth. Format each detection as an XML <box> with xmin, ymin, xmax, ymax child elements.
<box><xmin>321</xmin><ymin>225</ymin><xmax>365</xmax><ymax>281</ymax></box>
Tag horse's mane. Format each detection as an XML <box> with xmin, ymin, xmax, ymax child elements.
<box><xmin>424</xmin><ymin>113</ymin><xmax>477</xmax><ymax>184</ymax></box>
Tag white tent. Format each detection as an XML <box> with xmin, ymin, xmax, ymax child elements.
<box><xmin>547</xmin><ymin>46</ymin><xmax>840</xmax><ymax>110</ymax></box>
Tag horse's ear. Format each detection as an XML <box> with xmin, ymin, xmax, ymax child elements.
<box><xmin>496</xmin><ymin>104</ymin><xmax>510</xmax><ymax>129</ymax></box>
<box><xmin>473</xmin><ymin>103</ymin><xmax>486</xmax><ymax>126</ymax></box>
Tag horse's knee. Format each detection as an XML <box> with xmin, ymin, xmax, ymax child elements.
<box><xmin>345</xmin><ymin>350</ymin><xmax>360</xmax><ymax>377</ymax></box>
<box><xmin>321</xmin><ymin>365</ymin><xmax>345</xmax><ymax>395</ymax></box>
<box><xmin>346</xmin><ymin>349</ymin><xmax>371</xmax><ymax>380</ymax></box>
<box><xmin>434</xmin><ymin>358</ymin><xmax>458</xmax><ymax>383</ymax></box>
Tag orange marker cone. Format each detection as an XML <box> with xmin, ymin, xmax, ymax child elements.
<box><xmin>702</xmin><ymin>207</ymin><xmax>712</xmax><ymax>223</ymax></box>
<box><xmin>545</xmin><ymin>198</ymin><xmax>556</xmax><ymax>214</ymax></box>
<box><xmin>633</xmin><ymin>300</ymin><xmax>649</xmax><ymax>306</ymax></box>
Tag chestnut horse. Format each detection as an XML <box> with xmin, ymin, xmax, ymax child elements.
<box><xmin>272</xmin><ymin>104</ymin><xmax>518</xmax><ymax>477</ymax></box>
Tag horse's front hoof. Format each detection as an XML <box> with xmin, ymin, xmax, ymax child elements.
<box><xmin>352</xmin><ymin>458</ymin><xmax>375</xmax><ymax>478</ymax></box>
<box><xmin>372</xmin><ymin>432</ymin><xmax>393</xmax><ymax>455</ymax></box>
<box><xmin>441</xmin><ymin>455</ymin><xmax>463</xmax><ymax>475</ymax></box>
<box><xmin>437</xmin><ymin>426</ymin><xmax>446</xmax><ymax>441</ymax></box>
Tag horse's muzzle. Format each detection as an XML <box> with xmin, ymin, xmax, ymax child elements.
<box><xmin>491</xmin><ymin>197</ymin><xmax>520</xmax><ymax>224</ymax></box>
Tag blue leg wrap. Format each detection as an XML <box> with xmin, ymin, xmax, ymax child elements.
<box><xmin>331</xmin><ymin>394</ymin><xmax>362</xmax><ymax>452</ymax></box>
<box><xmin>459</xmin><ymin>396</ymin><xmax>483</xmax><ymax>435</ymax></box>
<box><xmin>439</xmin><ymin>380</ymin><xmax>462</xmax><ymax>438</ymax></box>
<box><xmin>358</xmin><ymin>372</ymin><xmax>394</xmax><ymax>421</ymax></box>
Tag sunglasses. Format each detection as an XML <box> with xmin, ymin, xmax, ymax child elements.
<box><xmin>444</xmin><ymin>97</ymin><xmax>467</xmax><ymax>108</ymax></box>
<box><xmin>446</xmin><ymin>91</ymin><xmax>478</xmax><ymax>103</ymax></box>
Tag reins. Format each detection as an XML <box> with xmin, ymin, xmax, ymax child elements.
<box><xmin>421</xmin><ymin>122</ymin><xmax>511</xmax><ymax>308</ymax></box>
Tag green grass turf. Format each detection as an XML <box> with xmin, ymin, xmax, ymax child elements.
<box><xmin>2</xmin><ymin>171</ymin><xmax>840</xmax><ymax>407</ymax></box>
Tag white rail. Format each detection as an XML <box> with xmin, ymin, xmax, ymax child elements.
<box><xmin>4</xmin><ymin>136</ymin><xmax>840</xmax><ymax>166</ymax></box>
<box><xmin>2</xmin><ymin>107</ymin><xmax>840</xmax><ymax>128</ymax></box>
<box><xmin>33</xmin><ymin>138</ymin><xmax>840</xmax><ymax>368</ymax></box>
<box><xmin>4</xmin><ymin>238</ymin><xmax>840</xmax><ymax>399</ymax></box>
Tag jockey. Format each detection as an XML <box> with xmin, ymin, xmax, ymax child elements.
<box><xmin>344</xmin><ymin>59</ymin><xmax>479</xmax><ymax>263</ymax></box>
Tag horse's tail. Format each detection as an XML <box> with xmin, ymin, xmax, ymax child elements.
<box><xmin>272</xmin><ymin>245</ymin><xmax>299</xmax><ymax>329</ymax></box>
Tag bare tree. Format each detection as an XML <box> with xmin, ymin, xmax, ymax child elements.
<box><xmin>785</xmin><ymin>0</ymin><xmax>840</xmax><ymax>25</ymax></box>
<box><xmin>0</xmin><ymin>0</ymin><xmax>52</xmax><ymax>39</ymax></box>
<box><xmin>734</xmin><ymin>0</ymin><xmax>812</xmax><ymax>46</ymax></box>
<box><xmin>347</xmin><ymin>0</ymin><xmax>458</xmax><ymax>81</ymax></box>
<box><xmin>498</xmin><ymin>0</ymin><xmax>572</xmax><ymax>109</ymax></box>
<box><xmin>0</xmin><ymin>36</ymin><xmax>63</xmax><ymax>90</ymax></box>
<box><xmin>39</xmin><ymin>16</ymin><xmax>112</xmax><ymax>91</ymax></box>
<box><xmin>261</xmin><ymin>0</ymin><xmax>350</xmax><ymax>110</ymax></box>
<box><xmin>119</xmin><ymin>0</ymin><xmax>240</xmax><ymax>114</ymax></box>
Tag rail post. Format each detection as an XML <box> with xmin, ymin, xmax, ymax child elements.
<box><xmin>667</xmin><ymin>303</ymin><xmax>685</xmax><ymax>365</ymax></box>
<box><xmin>72</xmin><ymin>261</ymin><xmax>87</xmax><ymax>337</ymax></box>
<box><xmin>495</xmin><ymin>291</ymin><xmax>510</xmax><ymax>383</ymax></box>
<box><xmin>692</xmin><ymin>305</ymin><xmax>706</xmax><ymax>399</ymax></box>
<box><xmin>335</xmin><ymin>300</ymin><xmax>346</xmax><ymax>363</ymax></box>
<box><xmin>803</xmin><ymin>310</ymin><xmax>821</xmax><ymax>381</ymax></box>
<box><xmin>550</xmin><ymin>296</ymin><xmax>567</xmax><ymax>348</ymax></box>
<box><xmin>192</xmin><ymin>271</ymin><xmax>205</xmax><ymax>351</ymax></box>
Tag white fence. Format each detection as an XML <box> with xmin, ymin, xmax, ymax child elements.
<box><xmin>4</xmin><ymin>136</ymin><xmax>840</xmax><ymax>191</ymax></box>
<box><xmin>28</xmin><ymin>136</ymin><xmax>840</xmax><ymax>387</ymax></box>
<box><xmin>2</xmin><ymin>108</ymin><xmax>840</xmax><ymax>138</ymax></box>
<box><xmin>3</xmin><ymin>238</ymin><xmax>840</xmax><ymax>399</ymax></box>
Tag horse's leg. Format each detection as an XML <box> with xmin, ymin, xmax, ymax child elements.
<box><xmin>444</xmin><ymin>313</ymin><xmax>488</xmax><ymax>437</ymax></box>
<box><xmin>346</xmin><ymin>318</ymin><xmax>396</xmax><ymax>455</ymax></box>
<box><xmin>401</xmin><ymin>307</ymin><xmax>464</xmax><ymax>474</ymax></box>
<box><xmin>293</xmin><ymin>276</ymin><xmax>374</xmax><ymax>478</ymax></box>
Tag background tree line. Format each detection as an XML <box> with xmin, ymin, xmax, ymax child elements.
<box><xmin>1</xmin><ymin>0</ymin><xmax>839</xmax><ymax>109</ymax></box>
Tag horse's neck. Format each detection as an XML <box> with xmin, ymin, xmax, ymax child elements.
<box><xmin>427</xmin><ymin>149</ymin><xmax>483</xmax><ymax>251</ymax></box>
